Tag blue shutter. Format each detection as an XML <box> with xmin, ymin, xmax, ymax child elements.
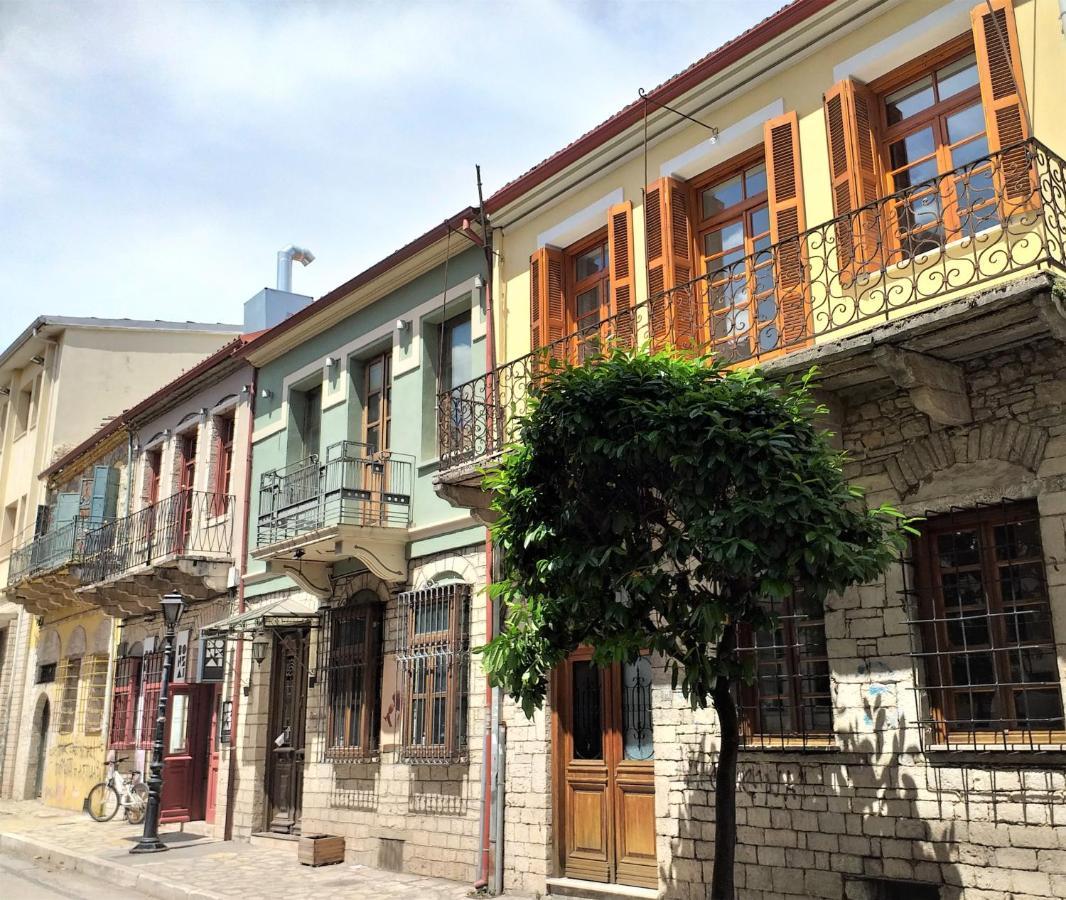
<box><xmin>53</xmin><ymin>492</ymin><xmax>80</xmax><ymax>528</ymax></box>
<box><xmin>89</xmin><ymin>466</ymin><xmax>120</xmax><ymax>524</ymax></box>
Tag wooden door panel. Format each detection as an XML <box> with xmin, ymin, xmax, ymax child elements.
<box><xmin>614</xmin><ymin>774</ymin><xmax>658</xmax><ymax>889</ymax></box>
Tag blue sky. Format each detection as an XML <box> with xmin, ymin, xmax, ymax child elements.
<box><xmin>0</xmin><ymin>0</ymin><xmax>784</xmax><ymax>350</ymax></box>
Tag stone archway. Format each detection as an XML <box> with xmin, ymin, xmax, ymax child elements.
<box><xmin>25</xmin><ymin>693</ymin><xmax>51</xmax><ymax>799</ymax></box>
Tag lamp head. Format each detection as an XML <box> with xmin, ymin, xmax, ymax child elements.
<box><xmin>160</xmin><ymin>592</ymin><xmax>186</xmax><ymax>628</ymax></box>
<box><xmin>251</xmin><ymin>635</ymin><xmax>269</xmax><ymax>665</ymax></box>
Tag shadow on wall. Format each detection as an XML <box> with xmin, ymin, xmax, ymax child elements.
<box><xmin>408</xmin><ymin>765</ymin><xmax>470</xmax><ymax>816</ymax></box>
<box><xmin>666</xmin><ymin>695</ymin><xmax>965</xmax><ymax>900</ymax></box>
<box><xmin>330</xmin><ymin>761</ymin><xmax>380</xmax><ymax>812</ymax></box>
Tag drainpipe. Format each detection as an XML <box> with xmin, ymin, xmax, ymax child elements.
<box><xmin>223</xmin><ymin>368</ymin><xmax>256</xmax><ymax>842</ymax></box>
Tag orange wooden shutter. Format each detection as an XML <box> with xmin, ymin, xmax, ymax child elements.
<box><xmin>644</xmin><ymin>177</ymin><xmax>697</xmax><ymax>350</ymax></box>
<box><xmin>607</xmin><ymin>201</ymin><xmax>635</xmax><ymax>347</ymax></box>
<box><xmin>823</xmin><ymin>78</ymin><xmax>883</xmax><ymax>275</ymax></box>
<box><xmin>764</xmin><ymin>111</ymin><xmax>809</xmax><ymax>348</ymax></box>
<box><xmin>529</xmin><ymin>246</ymin><xmax>566</xmax><ymax>359</ymax></box>
<box><xmin>971</xmin><ymin>0</ymin><xmax>1032</xmax><ymax>203</ymax></box>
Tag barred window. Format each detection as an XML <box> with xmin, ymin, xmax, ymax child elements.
<box><xmin>912</xmin><ymin>501</ymin><xmax>1065</xmax><ymax>744</ymax></box>
<box><xmin>109</xmin><ymin>656</ymin><xmax>141</xmax><ymax>749</ymax></box>
<box><xmin>324</xmin><ymin>591</ymin><xmax>383</xmax><ymax>761</ymax></box>
<box><xmin>736</xmin><ymin>594</ymin><xmax>833</xmax><ymax>748</ymax></box>
<box><xmin>56</xmin><ymin>656</ymin><xmax>82</xmax><ymax>734</ymax></box>
<box><xmin>139</xmin><ymin>651</ymin><xmax>164</xmax><ymax>749</ymax></box>
<box><xmin>398</xmin><ymin>583</ymin><xmax>470</xmax><ymax>763</ymax></box>
<box><xmin>82</xmin><ymin>654</ymin><xmax>110</xmax><ymax>734</ymax></box>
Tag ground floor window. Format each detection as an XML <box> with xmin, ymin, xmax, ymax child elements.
<box><xmin>397</xmin><ymin>582</ymin><xmax>470</xmax><ymax>763</ymax></box>
<box><xmin>323</xmin><ymin>591</ymin><xmax>383</xmax><ymax>760</ymax></box>
<box><xmin>138</xmin><ymin>651</ymin><xmax>164</xmax><ymax>748</ymax></box>
<box><xmin>109</xmin><ymin>656</ymin><xmax>141</xmax><ymax>749</ymax></box>
<box><xmin>56</xmin><ymin>656</ymin><xmax>82</xmax><ymax>734</ymax></box>
<box><xmin>913</xmin><ymin>500</ymin><xmax>1064</xmax><ymax>744</ymax></box>
<box><xmin>736</xmin><ymin>593</ymin><xmax>833</xmax><ymax>748</ymax></box>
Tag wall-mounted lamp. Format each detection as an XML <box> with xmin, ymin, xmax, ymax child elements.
<box><xmin>395</xmin><ymin>318</ymin><xmax>410</xmax><ymax>333</ymax></box>
<box><xmin>251</xmin><ymin>636</ymin><xmax>269</xmax><ymax>665</ymax></box>
<box><xmin>0</xmin><ymin>387</ymin><xmax>9</xmax><ymax>396</ymax></box>
<box><xmin>30</xmin><ymin>355</ymin><xmax>45</xmax><ymax>366</ymax></box>
<box><xmin>198</xmin><ymin>407</ymin><xmax>209</xmax><ymax>418</ymax></box>
<box><xmin>473</xmin><ymin>274</ymin><xmax>485</xmax><ymax>290</ymax></box>
<box><xmin>326</xmin><ymin>357</ymin><xmax>340</xmax><ymax>370</ymax></box>
<box><xmin>259</xmin><ymin>388</ymin><xmax>273</xmax><ymax>400</ymax></box>
<box><xmin>241</xmin><ymin>384</ymin><xmax>250</xmax><ymax>395</ymax></box>
<box><xmin>161</xmin><ymin>429</ymin><xmax>172</xmax><ymax>439</ymax></box>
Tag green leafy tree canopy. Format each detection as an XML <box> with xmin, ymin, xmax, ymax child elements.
<box><xmin>481</xmin><ymin>349</ymin><xmax>912</xmax><ymax>715</ymax></box>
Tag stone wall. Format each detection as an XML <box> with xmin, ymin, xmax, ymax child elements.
<box><xmin>652</xmin><ymin>336</ymin><xmax>1066</xmax><ymax>900</ymax></box>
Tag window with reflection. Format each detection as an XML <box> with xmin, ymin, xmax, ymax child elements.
<box><xmin>914</xmin><ymin>502</ymin><xmax>1064</xmax><ymax>743</ymax></box>
<box><xmin>565</xmin><ymin>232</ymin><xmax>610</xmax><ymax>363</ymax></box>
<box><xmin>737</xmin><ymin>593</ymin><xmax>833</xmax><ymax>747</ymax></box>
<box><xmin>693</xmin><ymin>151</ymin><xmax>777</xmax><ymax>362</ymax></box>
<box><xmin>878</xmin><ymin>46</ymin><xmax>994</xmax><ymax>260</ymax></box>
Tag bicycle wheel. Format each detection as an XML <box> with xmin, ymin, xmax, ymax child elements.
<box><xmin>125</xmin><ymin>783</ymin><xmax>149</xmax><ymax>824</ymax></box>
<box><xmin>86</xmin><ymin>783</ymin><xmax>120</xmax><ymax>822</ymax></box>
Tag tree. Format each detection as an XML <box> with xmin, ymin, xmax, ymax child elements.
<box><xmin>480</xmin><ymin>349</ymin><xmax>913</xmax><ymax>900</ymax></box>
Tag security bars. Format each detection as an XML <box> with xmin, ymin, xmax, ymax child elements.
<box><xmin>906</xmin><ymin>499</ymin><xmax>1065</xmax><ymax>749</ymax></box>
<box><xmin>55</xmin><ymin>656</ymin><xmax>82</xmax><ymax>734</ymax></box>
<box><xmin>438</xmin><ymin>139</ymin><xmax>1066</xmax><ymax>472</ymax></box>
<box><xmin>81</xmin><ymin>653</ymin><xmax>110</xmax><ymax>735</ymax></box>
<box><xmin>138</xmin><ymin>651</ymin><xmax>164</xmax><ymax>750</ymax></box>
<box><xmin>396</xmin><ymin>583</ymin><xmax>471</xmax><ymax>764</ymax></box>
<box><xmin>735</xmin><ymin>594</ymin><xmax>834</xmax><ymax>749</ymax></box>
<box><xmin>108</xmin><ymin>656</ymin><xmax>142</xmax><ymax>749</ymax></box>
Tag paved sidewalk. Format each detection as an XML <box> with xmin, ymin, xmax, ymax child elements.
<box><xmin>0</xmin><ymin>800</ymin><xmax>485</xmax><ymax>900</ymax></box>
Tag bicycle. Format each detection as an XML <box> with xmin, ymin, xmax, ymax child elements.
<box><xmin>85</xmin><ymin>757</ymin><xmax>149</xmax><ymax>824</ymax></box>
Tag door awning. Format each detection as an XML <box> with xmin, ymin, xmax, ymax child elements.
<box><xmin>201</xmin><ymin>594</ymin><xmax>320</xmax><ymax>636</ymax></box>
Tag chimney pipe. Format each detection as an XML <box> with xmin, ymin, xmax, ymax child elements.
<box><xmin>276</xmin><ymin>245</ymin><xmax>315</xmax><ymax>292</ymax></box>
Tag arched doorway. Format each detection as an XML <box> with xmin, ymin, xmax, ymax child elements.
<box><xmin>27</xmin><ymin>695</ymin><xmax>50</xmax><ymax>799</ymax></box>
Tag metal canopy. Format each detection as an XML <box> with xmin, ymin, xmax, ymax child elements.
<box><xmin>201</xmin><ymin>594</ymin><xmax>320</xmax><ymax>637</ymax></box>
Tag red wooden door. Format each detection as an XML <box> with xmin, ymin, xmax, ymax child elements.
<box><xmin>161</xmin><ymin>684</ymin><xmax>212</xmax><ymax>823</ymax></box>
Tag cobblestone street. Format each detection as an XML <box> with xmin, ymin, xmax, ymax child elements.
<box><xmin>0</xmin><ymin>801</ymin><xmax>484</xmax><ymax>900</ymax></box>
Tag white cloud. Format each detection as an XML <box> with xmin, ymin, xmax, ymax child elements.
<box><xmin>0</xmin><ymin>0</ymin><xmax>784</xmax><ymax>345</ymax></box>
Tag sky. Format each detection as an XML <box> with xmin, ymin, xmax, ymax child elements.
<box><xmin>0</xmin><ymin>0</ymin><xmax>786</xmax><ymax>350</ymax></box>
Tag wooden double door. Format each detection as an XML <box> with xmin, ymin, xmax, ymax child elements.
<box><xmin>554</xmin><ymin>648</ymin><xmax>657</xmax><ymax>889</ymax></box>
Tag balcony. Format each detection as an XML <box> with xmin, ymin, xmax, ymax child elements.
<box><xmin>76</xmin><ymin>490</ymin><xmax>235</xmax><ymax>617</ymax></box>
<box><xmin>4</xmin><ymin>518</ymin><xmax>90</xmax><ymax>615</ymax></box>
<box><xmin>253</xmin><ymin>441</ymin><xmax>414</xmax><ymax>590</ymax></box>
<box><xmin>436</xmin><ymin>139</ymin><xmax>1066</xmax><ymax>502</ymax></box>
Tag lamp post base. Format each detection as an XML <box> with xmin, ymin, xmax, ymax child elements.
<box><xmin>129</xmin><ymin>838</ymin><xmax>169</xmax><ymax>854</ymax></box>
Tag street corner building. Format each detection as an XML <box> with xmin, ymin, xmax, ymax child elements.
<box><xmin>1</xmin><ymin>1</ymin><xmax>1066</xmax><ymax>899</ymax></box>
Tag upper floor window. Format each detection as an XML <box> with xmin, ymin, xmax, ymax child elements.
<box><xmin>567</xmin><ymin>231</ymin><xmax>610</xmax><ymax>361</ymax></box>
<box><xmin>440</xmin><ymin>311</ymin><xmax>472</xmax><ymax>394</ymax></box>
<box><xmin>14</xmin><ymin>381</ymin><xmax>33</xmax><ymax>437</ymax></box>
<box><xmin>212</xmin><ymin>412</ymin><xmax>235</xmax><ymax>515</ymax></box>
<box><xmin>362</xmin><ymin>351</ymin><xmax>391</xmax><ymax>455</ymax></box>
<box><xmin>913</xmin><ymin>501</ymin><xmax>1064</xmax><ymax>744</ymax></box>
<box><xmin>145</xmin><ymin>448</ymin><xmax>163</xmax><ymax>506</ymax></box>
<box><xmin>737</xmin><ymin>593</ymin><xmax>832</xmax><ymax>748</ymax></box>
<box><xmin>876</xmin><ymin>44</ymin><xmax>992</xmax><ymax>257</ymax></box>
<box><xmin>693</xmin><ymin>151</ymin><xmax>772</xmax><ymax>362</ymax></box>
<box><xmin>177</xmin><ymin>430</ymin><xmax>197</xmax><ymax>493</ymax></box>
<box><xmin>297</xmin><ymin>383</ymin><xmax>322</xmax><ymax>460</ymax></box>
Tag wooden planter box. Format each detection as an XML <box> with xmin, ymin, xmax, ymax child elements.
<box><xmin>298</xmin><ymin>834</ymin><xmax>345</xmax><ymax>867</ymax></box>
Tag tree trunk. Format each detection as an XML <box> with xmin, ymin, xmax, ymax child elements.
<box><xmin>710</xmin><ymin>627</ymin><xmax>739</xmax><ymax>900</ymax></box>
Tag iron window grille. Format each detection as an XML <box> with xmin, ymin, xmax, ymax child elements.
<box><xmin>138</xmin><ymin>651</ymin><xmax>164</xmax><ymax>749</ymax></box>
<box><xmin>907</xmin><ymin>499</ymin><xmax>1065</xmax><ymax>748</ymax></box>
<box><xmin>321</xmin><ymin>590</ymin><xmax>384</xmax><ymax>762</ymax></box>
<box><xmin>397</xmin><ymin>583</ymin><xmax>471</xmax><ymax>764</ymax></box>
<box><xmin>735</xmin><ymin>593</ymin><xmax>834</xmax><ymax>749</ymax></box>
<box><xmin>81</xmin><ymin>653</ymin><xmax>109</xmax><ymax>735</ymax></box>
<box><xmin>55</xmin><ymin>656</ymin><xmax>82</xmax><ymax>734</ymax></box>
<box><xmin>108</xmin><ymin>656</ymin><xmax>141</xmax><ymax>749</ymax></box>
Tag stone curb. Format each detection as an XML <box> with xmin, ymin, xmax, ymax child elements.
<box><xmin>0</xmin><ymin>831</ymin><xmax>225</xmax><ymax>900</ymax></box>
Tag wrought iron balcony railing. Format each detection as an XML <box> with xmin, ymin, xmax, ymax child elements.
<box><xmin>257</xmin><ymin>440</ymin><xmax>414</xmax><ymax>547</ymax></box>
<box><xmin>438</xmin><ymin>138</ymin><xmax>1066</xmax><ymax>472</ymax></box>
<box><xmin>6</xmin><ymin>517</ymin><xmax>91</xmax><ymax>587</ymax></box>
<box><xmin>78</xmin><ymin>489</ymin><xmax>236</xmax><ymax>586</ymax></box>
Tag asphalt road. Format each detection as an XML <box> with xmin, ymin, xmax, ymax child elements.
<box><xmin>0</xmin><ymin>850</ymin><xmax>142</xmax><ymax>899</ymax></box>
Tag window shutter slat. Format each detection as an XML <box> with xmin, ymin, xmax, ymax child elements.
<box><xmin>763</xmin><ymin>110</ymin><xmax>809</xmax><ymax>347</ymax></box>
<box><xmin>823</xmin><ymin>78</ymin><xmax>883</xmax><ymax>276</ymax></box>
<box><xmin>644</xmin><ymin>176</ymin><xmax>697</xmax><ymax>350</ymax></box>
<box><xmin>971</xmin><ymin>0</ymin><xmax>1032</xmax><ymax>203</ymax></box>
<box><xmin>607</xmin><ymin>201</ymin><xmax>636</xmax><ymax>347</ymax></box>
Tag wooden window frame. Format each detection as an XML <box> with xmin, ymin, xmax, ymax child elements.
<box><xmin>108</xmin><ymin>656</ymin><xmax>141</xmax><ymax>749</ymax></box>
<box><xmin>56</xmin><ymin>655</ymin><xmax>83</xmax><ymax>734</ymax></box>
<box><xmin>737</xmin><ymin>594</ymin><xmax>834</xmax><ymax>749</ymax></box>
<box><xmin>689</xmin><ymin>145</ymin><xmax>783</xmax><ymax>364</ymax></box>
<box><xmin>138</xmin><ymin>651</ymin><xmax>164</xmax><ymax>749</ymax></box>
<box><xmin>324</xmin><ymin>594</ymin><xmax>383</xmax><ymax>761</ymax></box>
<box><xmin>398</xmin><ymin>583</ymin><xmax>470</xmax><ymax>763</ymax></box>
<box><xmin>82</xmin><ymin>652</ymin><xmax>110</xmax><ymax>735</ymax></box>
<box><xmin>362</xmin><ymin>350</ymin><xmax>392</xmax><ymax>456</ymax></box>
<box><xmin>912</xmin><ymin>501</ymin><xmax>1065</xmax><ymax>745</ymax></box>
<box><xmin>869</xmin><ymin>34</ymin><xmax>995</xmax><ymax>257</ymax></box>
<box><xmin>211</xmin><ymin>413</ymin><xmax>235</xmax><ymax>517</ymax></box>
<box><xmin>563</xmin><ymin>228</ymin><xmax>611</xmax><ymax>339</ymax></box>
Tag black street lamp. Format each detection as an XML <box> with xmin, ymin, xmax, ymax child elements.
<box><xmin>130</xmin><ymin>591</ymin><xmax>186</xmax><ymax>854</ymax></box>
